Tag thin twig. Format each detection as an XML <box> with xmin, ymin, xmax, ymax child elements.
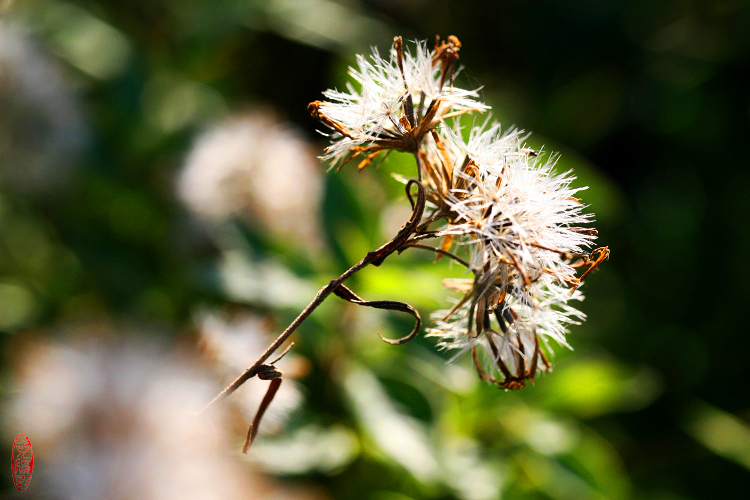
<box><xmin>267</xmin><ymin>342</ymin><xmax>293</xmax><ymax>365</ymax></box>
<box><xmin>201</xmin><ymin>256</ymin><xmax>371</xmax><ymax>412</ymax></box>
<box><xmin>407</xmin><ymin>231</ymin><xmax>443</xmax><ymax>243</ymax></box>
<box><xmin>400</xmin><ymin>242</ymin><xmax>470</xmax><ymax>268</ymax></box>
<box><xmin>201</xmin><ymin>182</ymin><xmax>426</xmax><ymax>413</ymax></box>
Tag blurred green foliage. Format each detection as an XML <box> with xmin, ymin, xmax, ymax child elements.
<box><xmin>2</xmin><ymin>0</ymin><xmax>749</xmax><ymax>498</ymax></box>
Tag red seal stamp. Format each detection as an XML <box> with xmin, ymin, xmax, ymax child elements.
<box><xmin>11</xmin><ymin>433</ymin><xmax>34</xmax><ymax>492</ymax></box>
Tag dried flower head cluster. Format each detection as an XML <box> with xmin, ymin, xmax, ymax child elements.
<box><xmin>311</xmin><ymin>36</ymin><xmax>608</xmax><ymax>390</ymax></box>
<box><xmin>201</xmin><ymin>35</ymin><xmax>610</xmax><ymax>451</ymax></box>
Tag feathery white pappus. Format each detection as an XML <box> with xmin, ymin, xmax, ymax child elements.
<box><xmin>422</xmin><ymin>121</ymin><xmax>598</xmax><ymax>388</ymax></box>
<box><xmin>310</xmin><ymin>36</ymin><xmax>488</xmax><ymax>169</ymax></box>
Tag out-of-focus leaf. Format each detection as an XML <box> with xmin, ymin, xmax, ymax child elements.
<box><xmin>25</xmin><ymin>0</ymin><xmax>132</xmax><ymax>79</ymax></box>
<box><xmin>245</xmin><ymin>0</ymin><xmax>390</xmax><ymax>51</ymax></box>
<box><xmin>141</xmin><ymin>71</ymin><xmax>227</xmax><ymax>134</ymax></box>
<box><xmin>499</xmin><ymin>405</ymin><xmax>580</xmax><ymax>456</ymax></box>
<box><xmin>218</xmin><ymin>249</ymin><xmax>318</xmax><ymax>309</ymax></box>
<box><xmin>341</xmin><ymin>362</ymin><xmax>439</xmax><ymax>483</ymax></box>
<box><xmin>439</xmin><ymin>437</ymin><xmax>505</xmax><ymax>500</ymax></box>
<box><xmin>0</xmin><ymin>280</ymin><xmax>38</xmax><ymax>331</ymax></box>
<box><xmin>357</xmin><ymin>264</ymin><xmax>454</xmax><ymax>311</ymax></box>
<box><xmin>564</xmin><ymin>427</ymin><xmax>633</xmax><ymax>499</ymax></box>
<box><xmin>684</xmin><ymin>400</ymin><xmax>750</xmax><ymax>471</ymax></box>
<box><xmin>248</xmin><ymin>424</ymin><xmax>359</xmax><ymax>475</ymax></box>
<box><xmin>408</xmin><ymin>348</ymin><xmax>478</xmax><ymax>395</ymax></box>
<box><xmin>534</xmin><ymin>357</ymin><xmax>662</xmax><ymax>418</ymax></box>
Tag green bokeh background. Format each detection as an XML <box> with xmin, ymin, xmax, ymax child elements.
<box><xmin>2</xmin><ymin>0</ymin><xmax>749</xmax><ymax>498</ymax></box>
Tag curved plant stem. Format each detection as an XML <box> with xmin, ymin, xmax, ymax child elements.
<box><xmin>201</xmin><ymin>255</ymin><xmax>371</xmax><ymax>412</ymax></box>
<box><xmin>201</xmin><ymin>181</ymin><xmax>426</xmax><ymax>413</ymax></box>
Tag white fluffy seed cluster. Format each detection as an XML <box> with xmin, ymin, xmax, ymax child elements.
<box><xmin>313</xmin><ymin>37</ymin><xmax>604</xmax><ymax>389</ymax></box>
<box><xmin>427</xmin><ymin>124</ymin><xmax>595</xmax><ymax>387</ymax></box>
<box><xmin>316</xmin><ymin>40</ymin><xmax>488</xmax><ymax>165</ymax></box>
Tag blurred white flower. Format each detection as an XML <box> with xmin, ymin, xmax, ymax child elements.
<box><xmin>177</xmin><ymin>111</ymin><xmax>323</xmax><ymax>251</ymax></box>
<box><xmin>0</xmin><ymin>21</ymin><xmax>88</xmax><ymax>194</ymax></box>
<box><xmin>7</xmin><ymin>333</ymin><xmax>254</xmax><ymax>499</ymax></box>
<box><xmin>198</xmin><ymin>310</ymin><xmax>304</xmax><ymax>435</ymax></box>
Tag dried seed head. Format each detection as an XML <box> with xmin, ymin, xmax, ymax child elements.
<box><xmin>424</xmin><ymin>121</ymin><xmax>600</xmax><ymax>389</ymax></box>
<box><xmin>310</xmin><ymin>36</ymin><xmax>488</xmax><ymax>169</ymax></box>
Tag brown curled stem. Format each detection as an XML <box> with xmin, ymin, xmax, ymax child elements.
<box><xmin>334</xmin><ymin>284</ymin><xmax>421</xmax><ymax>345</ymax></box>
<box><xmin>368</xmin><ymin>179</ymin><xmax>425</xmax><ymax>266</ymax></box>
